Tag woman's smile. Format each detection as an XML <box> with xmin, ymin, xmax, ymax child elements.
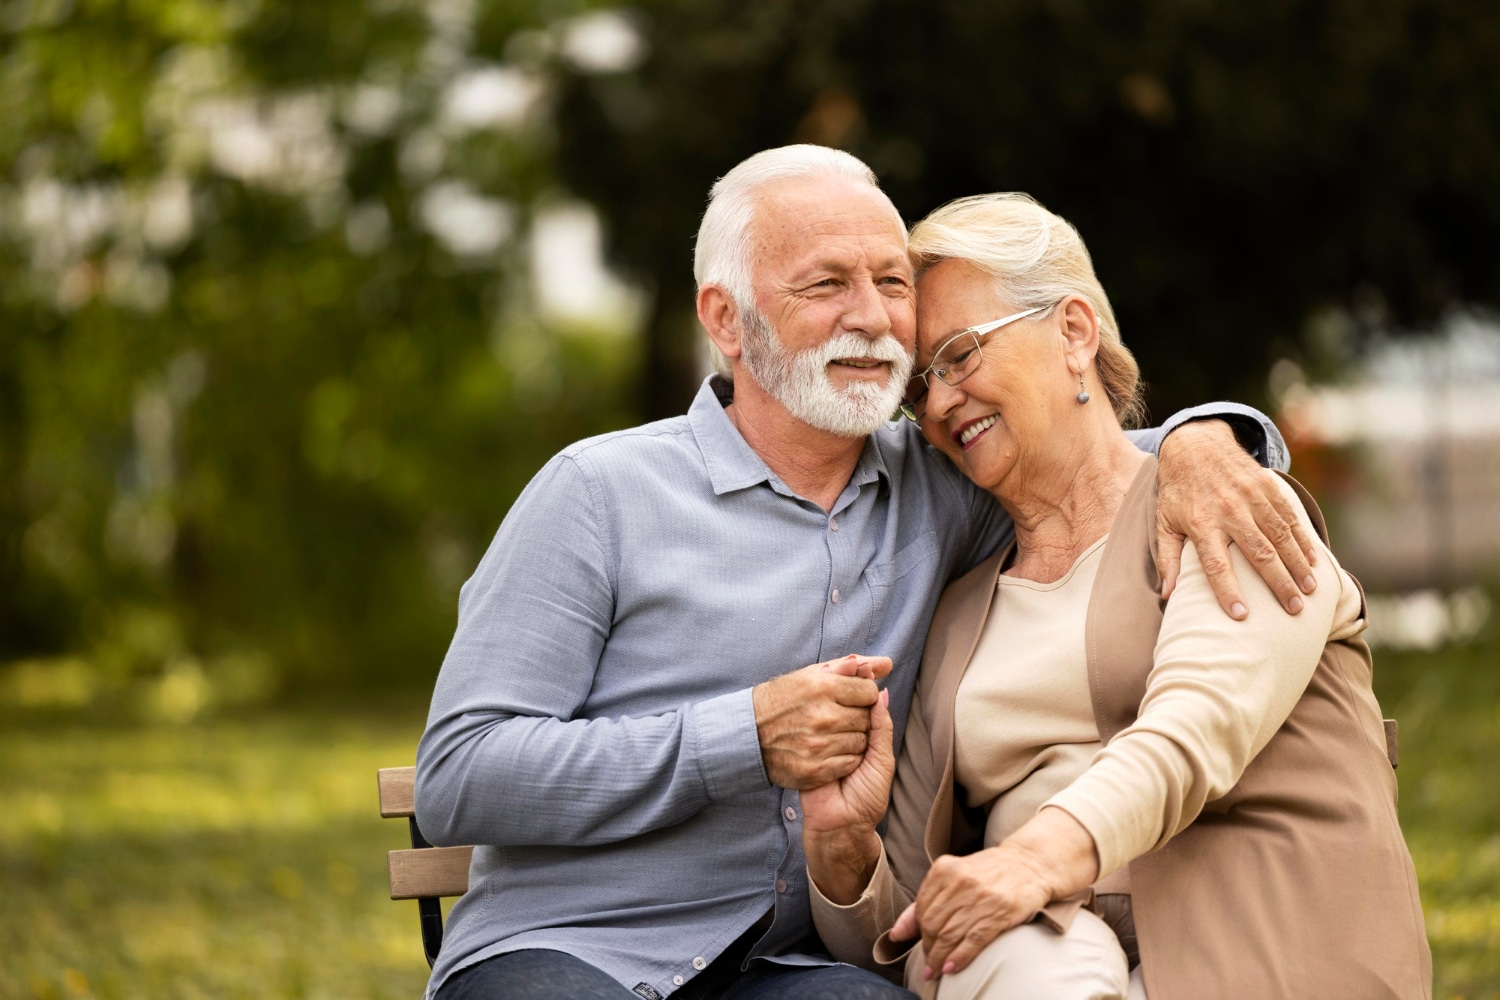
<box><xmin>955</xmin><ymin>413</ymin><xmax>1000</xmax><ymax>449</ymax></box>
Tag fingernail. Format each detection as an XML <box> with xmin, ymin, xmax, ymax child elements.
<box><xmin>1231</xmin><ymin>602</ymin><xmax>1247</xmax><ymax>619</ymax></box>
<box><xmin>1288</xmin><ymin>595</ymin><xmax>1304</xmax><ymax>613</ymax></box>
<box><xmin>942</xmin><ymin>962</ymin><xmax>956</xmax><ymax>975</ymax></box>
<box><xmin>1307</xmin><ymin>548</ymin><xmax>1319</xmax><ymax>564</ymax></box>
<box><xmin>923</xmin><ymin>967</ymin><xmax>933</xmax><ymax>982</ymax></box>
<box><xmin>1302</xmin><ymin>574</ymin><xmax>1317</xmax><ymax>593</ymax></box>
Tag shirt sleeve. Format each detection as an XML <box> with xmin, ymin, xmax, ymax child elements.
<box><xmin>1044</xmin><ymin>475</ymin><xmax>1351</xmax><ymax>876</ymax></box>
<box><xmin>1125</xmin><ymin>401</ymin><xmax>1290</xmax><ymax>471</ymax></box>
<box><xmin>413</xmin><ymin>453</ymin><xmax>768</xmax><ymax>849</ymax></box>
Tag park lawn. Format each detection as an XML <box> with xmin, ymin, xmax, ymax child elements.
<box><xmin>0</xmin><ymin>710</ymin><xmax>435</xmax><ymax>1000</ymax></box>
<box><xmin>1</xmin><ymin>639</ymin><xmax>1497</xmax><ymax>1000</ymax></box>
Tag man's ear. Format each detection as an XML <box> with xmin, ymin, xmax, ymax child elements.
<box><xmin>698</xmin><ymin>284</ymin><xmax>744</xmax><ymax>364</ymax></box>
<box><xmin>1058</xmin><ymin>296</ymin><xmax>1101</xmax><ymax>376</ymax></box>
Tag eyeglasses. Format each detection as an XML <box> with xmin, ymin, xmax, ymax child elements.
<box><xmin>898</xmin><ymin>305</ymin><xmax>1049</xmax><ymax>421</ymax></box>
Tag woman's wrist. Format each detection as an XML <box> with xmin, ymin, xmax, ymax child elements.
<box><xmin>805</xmin><ymin>827</ymin><xmax>883</xmax><ymax>905</ymax></box>
<box><xmin>1003</xmin><ymin>806</ymin><xmax>1100</xmax><ymax>900</ymax></box>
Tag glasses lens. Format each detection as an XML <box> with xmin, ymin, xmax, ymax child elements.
<box><xmin>933</xmin><ymin>333</ymin><xmax>982</xmax><ymax>386</ymax></box>
<box><xmin>901</xmin><ymin>374</ymin><xmax>929</xmax><ymax>419</ymax></box>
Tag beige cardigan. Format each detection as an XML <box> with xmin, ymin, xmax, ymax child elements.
<box><xmin>812</xmin><ymin>460</ymin><xmax>1431</xmax><ymax>1000</ymax></box>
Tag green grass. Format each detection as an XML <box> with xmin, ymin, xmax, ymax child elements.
<box><xmin>1376</xmin><ymin>639</ymin><xmax>1500</xmax><ymax>999</ymax></box>
<box><xmin>0</xmin><ymin>710</ymin><xmax>435</xmax><ymax>1000</ymax></box>
<box><xmin>1</xmin><ymin>633</ymin><xmax>1497</xmax><ymax>999</ymax></box>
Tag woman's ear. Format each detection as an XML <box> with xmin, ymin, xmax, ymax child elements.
<box><xmin>698</xmin><ymin>285</ymin><xmax>744</xmax><ymax>365</ymax></box>
<box><xmin>1058</xmin><ymin>296</ymin><xmax>1101</xmax><ymax>376</ymax></box>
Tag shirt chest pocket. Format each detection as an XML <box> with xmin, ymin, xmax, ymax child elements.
<box><xmin>856</xmin><ymin>529</ymin><xmax>942</xmax><ymax>650</ymax></box>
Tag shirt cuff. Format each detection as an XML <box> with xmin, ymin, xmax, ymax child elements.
<box><xmin>1156</xmin><ymin>402</ymin><xmax>1290</xmax><ymax>472</ymax></box>
<box><xmin>686</xmin><ymin>688</ymin><xmax>769</xmax><ymax>801</ymax></box>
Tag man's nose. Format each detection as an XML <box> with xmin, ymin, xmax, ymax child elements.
<box><xmin>842</xmin><ymin>277</ymin><xmax>893</xmax><ymax>339</ymax></box>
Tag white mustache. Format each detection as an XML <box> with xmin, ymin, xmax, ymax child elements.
<box><xmin>802</xmin><ymin>333</ymin><xmax>912</xmax><ymax>371</ymax></box>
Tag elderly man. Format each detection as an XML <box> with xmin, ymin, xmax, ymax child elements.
<box><xmin>416</xmin><ymin>145</ymin><xmax>1314</xmax><ymax>1000</ymax></box>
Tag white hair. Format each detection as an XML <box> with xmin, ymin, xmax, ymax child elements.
<box><xmin>693</xmin><ymin>144</ymin><xmax>903</xmax><ymax>380</ymax></box>
<box><xmin>908</xmin><ymin>193</ymin><xmax>1147</xmax><ymax>428</ymax></box>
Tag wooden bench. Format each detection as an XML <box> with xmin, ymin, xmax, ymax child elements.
<box><xmin>378</xmin><ymin>723</ymin><xmax>1398</xmax><ymax>966</ymax></box>
<box><xmin>378</xmin><ymin>766</ymin><xmax>473</xmax><ymax>967</ymax></box>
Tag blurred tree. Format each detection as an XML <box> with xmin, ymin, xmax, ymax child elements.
<box><xmin>5</xmin><ymin>0</ymin><xmax>1500</xmax><ymax>700</ymax></box>
<box><xmin>0</xmin><ymin>0</ymin><xmax>639</xmax><ymax>698</ymax></box>
<box><xmin>553</xmin><ymin>0</ymin><xmax>1500</xmax><ymax>420</ymax></box>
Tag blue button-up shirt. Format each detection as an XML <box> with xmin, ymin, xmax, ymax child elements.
<box><xmin>415</xmin><ymin>377</ymin><xmax>1284</xmax><ymax>998</ymax></box>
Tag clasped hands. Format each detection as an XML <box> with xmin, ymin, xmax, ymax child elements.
<box><xmin>752</xmin><ymin>653</ymin><xmax>893</xmax><ymax>790</ymax></box>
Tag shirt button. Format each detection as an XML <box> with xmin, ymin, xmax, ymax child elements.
<box><xmin>784</xmin><ymin>806</ymin><xmax>797</xmax><ymax>822</ymax></box>
<box><xmin>776</xmin><ymin>878</ymin><xmax>788</xmax><ymax>893</ymax></box>
<box><xmin>830</xmin><ymin>589</ymin><xmax>840</xmax><ymax>604</ymax></box>
<box><xmin>829</xmin><ymin>518</ymin><xmax>839</xmax><ymax>532</ymax></box>
<box><xmin>692</xmin><ymin>957</ymin><xmax>707</xmax><ymax>970</ymax></box>
<box><xmin>673</xmin><ymin>975</ymin><xmax>685</xmax><ymax>986</ymax></box>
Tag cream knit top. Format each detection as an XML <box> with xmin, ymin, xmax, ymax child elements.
<box><xmin>953</xmin><ymin>536</ymin><xmax>1108</xmax><ymax>853</ymax></box>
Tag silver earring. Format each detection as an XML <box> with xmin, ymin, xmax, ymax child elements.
<box><xmin>1077</xmin><ymin>373</ymin><xmax>1090</xmax><ymax>405</ymax></box>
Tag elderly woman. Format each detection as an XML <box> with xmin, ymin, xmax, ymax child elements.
<box><xmin>801</xmin><ymin>194</ymin><xmax>1431</xmax><ymax>1000</ymax></box>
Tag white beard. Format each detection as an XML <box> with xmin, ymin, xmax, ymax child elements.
<box><xmin>740</xmin><ymin>308</ymin><xmax>913</xmax><ymax>437</ymax></box>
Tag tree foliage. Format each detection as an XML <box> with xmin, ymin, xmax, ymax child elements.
<box><xmin>553</xmin><ymin>0</ymin><xmax>1500</xmax><ymax>419</ymax></box>
<box><xmin>0</xmin><ymin>0</ymin><xmax>638</xmax><ymax>697</ymax></box>
<box><xmin>4</xmin><ymin>0</ymin><xmax>1500</xmax><ymax>700</ymax></box>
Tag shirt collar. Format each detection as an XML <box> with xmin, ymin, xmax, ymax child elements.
<box><xmin>688</xmin><ymin>376</ymin><xmax>892</xmax><ymax>498</ymax></box>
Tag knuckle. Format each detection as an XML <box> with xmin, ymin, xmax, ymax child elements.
<box><xmin>936</xmin><ymin>926</ymin><xmax>967</xmax><ymax>949</ymax></box>
<box><xmin>1186</xmin><ymin>510</ymin><xmax>1214</xmax><ymax>531</ymax></box>
<box><xmin>1199</xmin><ymin>552</ymin><xmax>1230</xmax><ymax>576</ymax></box>
<box><xmin>1247</xmin><ymin>539</ymin><xmax>1278</xmax><ymax>564</ymax></box>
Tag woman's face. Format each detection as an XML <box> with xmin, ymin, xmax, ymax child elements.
<box><xmin>913</xmin><ymin>259</ymin><xmax>1077</xmax><ymax>495</ymax></box>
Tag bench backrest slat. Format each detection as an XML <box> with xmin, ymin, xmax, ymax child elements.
<box><xmin>389</xmin><ymin>845</ymin><xmax>474</xmax><ymax>900</ymax></box>
<box><xmin>379</xmin><ymin>766</ymin><xmax>417</xmax><ymax>818</ymax></box>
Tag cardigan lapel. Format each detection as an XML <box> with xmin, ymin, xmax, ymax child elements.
<box><xmin>917</xmin><ymin>547</ymin><xmax>1008</xmax><ymax>862</ymax></box>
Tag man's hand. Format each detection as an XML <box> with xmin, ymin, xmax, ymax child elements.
<box><xmin>752</xmin><ymin>654</ymin><xmax>890</xmax><ymax>789</ymax></box>
<box><xmin>1156</xmin><ymin>419</ymin><xmax>1318</xmax><ymax>620</ymax></box>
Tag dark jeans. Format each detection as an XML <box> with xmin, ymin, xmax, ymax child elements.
<box><xmin>436</xmin><ymin>948</ymin><xmax>916</xmax><ymax>1000</ymax></box>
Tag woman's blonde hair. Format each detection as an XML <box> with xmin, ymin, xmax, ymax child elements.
<box><xmin>908</xmin><ymin>193</ymin><xmax>1146</xmax><ymax>428</ymax></box>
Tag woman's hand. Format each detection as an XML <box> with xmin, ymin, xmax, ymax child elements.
<box><xmin>801</xmin><ymin>658</ymin><xmax>896</xmax><ymax>904</ymax></box>
<box><xmin>891</xmin><ymin>807</ymin><xmax>1099</xmax><ymax>981</ymax></box>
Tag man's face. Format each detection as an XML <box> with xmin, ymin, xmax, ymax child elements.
<box><xmin>740</xmin><ymin>178</ymin><xmax>916</xmax><ymax>436</ymax></box>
